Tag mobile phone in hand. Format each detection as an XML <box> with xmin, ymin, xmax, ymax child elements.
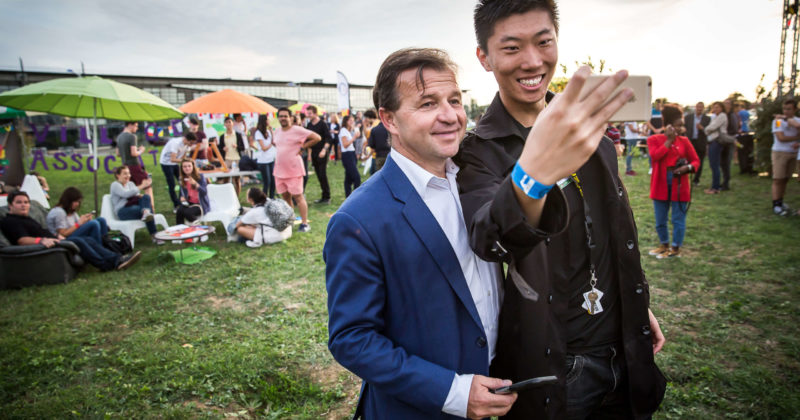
<box><xmin>578</xmin><ymin>75</ymin><xmax>652</xmax><ymax>123</ymax></box>
<box><xmin>490</xmin><ymin>375</ymin><xmax>558</xmax><ymax>394</ymax></box>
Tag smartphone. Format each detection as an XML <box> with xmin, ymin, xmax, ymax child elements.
<box><xmin>578</xmin><ymin>75</ymin><xmax>652</xmax><ymax>123</ymax></box>
<box><xmin>490</xmin><ymin>375</ymin><xmax>558</xmax><ymax>394</ymax></box>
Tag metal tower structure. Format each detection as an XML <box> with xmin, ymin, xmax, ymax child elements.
<box><xmin>778</xmin><ymin>0</ymin><xmax>799</xmax><ymax>97</ymax></box>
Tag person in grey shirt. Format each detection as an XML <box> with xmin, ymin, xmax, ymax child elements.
<box><xmin>116</xmin><ymin>121</ymin><xmax>154</xmax><ymax>207</ymax></box>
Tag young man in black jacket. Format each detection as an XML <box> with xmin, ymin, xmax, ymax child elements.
<box><xmin>454</xmin><ymin>1</ymin><xmax>666</xmax><ymax>418</ymax></box>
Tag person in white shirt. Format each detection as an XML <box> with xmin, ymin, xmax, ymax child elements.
<box><xmin>252</xmin><ymin>115</ymin><xmax>277</xmax><ymax>198</ymax></box>
<box><xmin>158</xmin><ymin>132</ymin><xmax>196</xmax><ymax>210</ymax></box>
<box><xmin>324</xmin><ymin>47</ymin><xmax>516</xmax><ymax>419</ymax></box>
<box><xmin>770</xmin><ymin>98</ymin><xmax>800</xmax><ymax>215</ymax></box>
<box><xmin>622</xmin><ymin>121</ymin><xmax>643</xmax><ymax>175</ymax></box>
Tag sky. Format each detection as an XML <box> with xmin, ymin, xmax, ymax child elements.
<box><xmin>0</xmin><ymin>0</ymin><xmax>788</xmax><ymax>106</ymax></box>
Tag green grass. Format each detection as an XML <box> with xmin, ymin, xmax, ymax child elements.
<box><xmin>1</xmin><ymin>151</ymin><xmax>799</xmax><ymax>419</ymax></box>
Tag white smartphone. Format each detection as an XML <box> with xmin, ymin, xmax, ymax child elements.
<box><xmin>578</xmin><ymin>75</ymin><xmax>652</xmax><ymax>123</ymax></box>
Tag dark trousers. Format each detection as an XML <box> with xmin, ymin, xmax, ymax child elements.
<box><xmin>690</xmin><ymin>138</ymin><xmax>706</xmax><ymax>184</ymax></box>
<box><xmin>342</xmin><ymin>151</ymin><xmax>361</xmax><ymax>197</ymax></box>
<box><xmin>565</xmin><ymin>345</ymin><xmax>633</xmax><ymax>420</ymax></box>
<box><xmin>69</xmin><ymin>236</ymin><xmax>120</xmax><ymax>271</ymax></box>
<box><xmin>720</xmin><ymin>142</ymin><xmax>734</xmax><ymax>190</ymax></box>
<box><xmin>737</xmin><ymin>133</ymin><xmax>755</xmax><ymax>174</ymax></box>
<box><xmin>258</xmin><ymin>162</ymin><xmax>276</xmax><ymax>199</ymax></box>
<box><xmin>161</xmin><ymin>164</ymin><xmax>180</xmax><ymax>207</ymax></box>
<box><xmin>312</xmin><ymin>151</ymin><xmax>331</xmax><ymax>200</ymax></box>
<box><xmin>176</xmin><ymin>204</ymin><xmax>203</xmax><ymax>225</ymax></box>
<box><xmin>708</xmin><ymin>140</ymin><xmax>722</xmax><ymax>191</ymax></box>
<box><xmin>302</xmin><ymin>152</ymin><xmax>309</xmax><ymax>189</ymax></box>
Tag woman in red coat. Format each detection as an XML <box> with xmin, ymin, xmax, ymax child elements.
<box><xmin>647</xmin><ymin>104</ymin><xmax>700</xmax><ymax>259</ymax></box>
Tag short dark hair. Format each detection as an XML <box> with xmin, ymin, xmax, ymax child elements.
<box><xmin>306</xmin><ymin>105</ymin><xmax>317</xmax><ymax>114</ymax></box>
<box><xmin>224</xmin><ymin>116</ymin><xmax>233</xmax><ymax>123</ymax></box>
<box><xmin>278</xmin><ymin>107</ymin><xmax>292</xmax><ymax>116</ymax></box>
<box><xmin>57</xmin><ymin>187</ymin><xmax>83</xmax><ymax>213</ymax></box>
<box><xmin>373</xmin><ymin>48</ymin><xmax>458</xmax><ymax>112</ymax></box>
<box><xmin>474</xmin><ymin>0</ymin><xmax>559</xmax><ymax>52</ymax></box>
<box><xmin>247</xmin><ymin>187</ymin><xmax>267</xmax><ymax>206</ymax></box>
<box><xmin>124</xmin><ymin>121</ymin><xmax>138</xmax><ymax>127</ymax></box>
<box><xmin>188</xmin><ymin>116</ymin><xmax>199</xmax><ymax>125</ymax></box>
<box><xmin>7</xmin><ymin>190</ymin><xmax>29</xmax><ymax>204</ymax></box>
<box><xmin>184</xmin><ymin>132</ymin><xmax>197</xmax><ymax>142</ymax></box>
<box><xmin>661</xmin><ymin>104</ymin><xmax>682</xmax><ymax>126</ymax></box>
<box><xmin>114</xmin><ymin>166</ymin><xmax>128</xmax><ymax>176</ymax></box>
<box><xmin>363</xmin><ymin>110</ymin><xmax>377</xmax><ymax>119</ymax></box>
<box><xmin>784</xmin><ymin>98</ymin><xmax>797</xmax><ymax>109</ymax></box>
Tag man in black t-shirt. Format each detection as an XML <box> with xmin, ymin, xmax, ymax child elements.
<box><xmin>367</xmin><ymin>119</ymin><xmax>390</xmax><ymax>173</ymax></box>
<box><xmin>306</xmin><ymin>106</ymin><xmax>333</xmax><ymax>204</ymax></box>
<box><xmin>1</xmin><ymin>191</ymin><xmax>140</xmax><ymax>271</ymax></box>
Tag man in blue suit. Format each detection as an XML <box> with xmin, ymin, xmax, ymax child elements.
<box><xmin>324</xmin><ymin>48</ymin><xmax>518</xmax><ymax>419</ymax></box>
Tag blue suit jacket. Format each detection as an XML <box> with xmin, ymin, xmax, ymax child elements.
<box><xmin>324</xmin><ymin>156</ymin><xmax>490</xmax><ymax>419</ymax></box>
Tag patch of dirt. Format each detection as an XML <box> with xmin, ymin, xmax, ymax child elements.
<box><xmin>206</xmin><ymin>295</ymin><xmax>245</xmax><ymax>312</ymax></box>
<box><xmin>307</xmin><ymin>363</ymin><xmax>361</xmax><ymax>420</ymax></box>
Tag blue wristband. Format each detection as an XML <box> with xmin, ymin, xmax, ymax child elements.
<box><xmin>511</xmin><ymin>161</ymin><xmax>554</xmax><ymax>199</ymax></box>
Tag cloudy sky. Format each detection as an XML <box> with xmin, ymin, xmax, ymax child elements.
<box><xmin>0</xmin><ymin>0</ymin><xmax>787</xmax><ymax>106</ymax></box>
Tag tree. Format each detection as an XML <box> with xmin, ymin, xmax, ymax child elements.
<box><xmin>548</xmin><ymin>56</ymin><xmax>613</xmax><ymax>93</ymax></box>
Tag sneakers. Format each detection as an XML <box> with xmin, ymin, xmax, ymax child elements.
<box><xmin>245</xmin><ymin>240</ymin><xmax>261</xmax><ymax>248</ymax></box>
<box><xmin>774</xmin><ymin>205</ymin><xmax>791</xmax><ymax>216</ymax></box>
<box><xmin>141</xmin><ymin>209</ymin><xmax>154</xmax><ymax>222</ymax></box>
<box><xmin>117</xmin><ymin>251</ymin><xmax>142</xmax><ymax>270</ymax></box>
<box><xmin>314</xmin><ymin>198</ymin><xmax>331</xmax><ymax>205</ymax></box>
<box><xmin>298</xmin><ymin>223</ymin><xmax>311</xmax><ymax>233</ymax></box>
<box><xmin>625</xmin><ymin>170</ymin><xmax>637</xmax><ymax>176</ymax></box>
<box><xmin>657</xmin><ymin>247</ymin><xmax>681</xmax><ymax>259</ymax></box>
<box><xmin>704</xmin><ymin>188</ymin><xmax>720</xmax><ymax>195</ymax></box>
<box><xmin>648</xmin><ymin>244</ymin><xmax>669</xmax><ymax>256</ymax></box>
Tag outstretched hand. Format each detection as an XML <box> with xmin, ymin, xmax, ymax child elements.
<box><xmin>517</xmin><ymin>67</ymin><xmax>633</xmax><ymax>186</ymax></box>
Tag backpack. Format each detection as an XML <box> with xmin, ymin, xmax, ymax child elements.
<box><xmin>264</xmin><ymin>198</ymin><xmax>294</xmax><ymax>232</ymax></box>
<box><xmin>103</xmin><ymin>232</ymin><xmax>133</xmax><ymax>255</ymax></box>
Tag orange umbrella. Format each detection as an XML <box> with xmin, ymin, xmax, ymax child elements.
<box><xmin>179</xmin><ymin>89</ymin><xmax>277</xmax><ymax>114</ymax></box>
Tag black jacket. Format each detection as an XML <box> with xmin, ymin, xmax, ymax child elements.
<box><xmin>219</xmin><ymin>132</ymin><xmax>245</xmax><ymax>161</ymax></box>
<box><xmin>454</xmin><ymin>93</ymin><xmax>665</xmax><ymax>419</ymax></box>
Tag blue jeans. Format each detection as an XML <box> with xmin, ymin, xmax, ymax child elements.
<box><xmin>342</xmin><ymin>151</ymin><xmax>361</xmax><ymax>197</ymax></box>
<box><xmin>653</xmin><ymin>199</ymin><xmax>687</xmax><ymax>247</ymax></box>
<box><xmin>161</xmin><ymin>164</ymin><xmax>180</xmax><ymax>207</ymax></box>
<box><xmin>258</xmin><ymin>162</ymin><xmax>275</xmax><ymax>199</ymax></box>
<box><xmin>565</xmin><ymin>345</ymin><xmax>632</xmax><ymax>419</ymax></box>
<box><xmin>625</xmin><ymin>139</ymin><xmax>639</xmax><ymax>172</ymax></box>
<box><xmin>69</xmin><ymin>217</ymin><xmax>109</xmax><ymax>244</ymax></box>
<box><xmin>708</xmin><ymin>140</ymin><xmax>722</xmax><ymax>190</ymax></box>
<box><xmin>68</xmin><ymin>236</ymin><xmax>119</xmax><ymax>271</ymax></box>
<box><xmin>117</xmin><ymin>194</ymin><xmax>157</xmax><ymax>234</ymax></box>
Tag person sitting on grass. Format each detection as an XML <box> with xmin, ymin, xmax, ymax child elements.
<box><xmin>226</xmin><ymin>187</ymin><xmax>286</xmax><ymax>248</ymax></box>
<box><xmin>176</xmin><ymin>159</ymin><xmax>209</xmax><ymax>225</ymax></box>
<box><xmin>46</xmin><ymin>186</ymin><xmax>109</xmax><ymax>245</ymax></box>
<box><xmin>2</xmin><ymin>191</ymin><xmax>140</xmax><ymax>271</ymax></box>
<box><xmin>110</xmin><ymin>166</ymin><xmax>158</xmax><ymax>241</ymax></box>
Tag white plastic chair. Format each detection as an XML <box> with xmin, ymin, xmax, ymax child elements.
<box><xmin>20</xmin><ymin>174</ymin><xmax>50</xmax><ymax>208</ymax></box>
<box><xmin>101</xmin><ymin>194</ymin><xmax>169</xmax><ymax>248</ymax></box>
<box><xmin>202</xmin><ymin>183</ymin><xmax>241</xmax><ymax>240</ymax></box>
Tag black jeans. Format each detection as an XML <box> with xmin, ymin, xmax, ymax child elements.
<box><xmin>258</xmin><ymin>162</ymin><xmax>275</xmax><ymax>199</ymax></box>
<box><xmin>737</xmin><ymin>133</ymin><xmax>755</xmax><ymax>174</ymax></box>
<box><xmin>342</xmin><ymin>151</ymin><xmax>361</xmax><ymax>197</ymax></box>
<box><xmin>690</xmin><ymin>138</ymin><xmax>706</xmax><ymax>184</ymax></box>
<box><xmin>161</xmin><ymin>164</ymin><xmax>180</xmax><ymax>207</ymax></box>
<box><xmin>176</xmin><ymin>204</ymin><xmax>203</xmax><ymax>225</ymax></box>
<box><xmin>565</xmin><ymin>345</ymin><xmax>633</xmax><ymax>420</ymax></box>
<box><xmin>312</xmin><ymin>150</ymin><xmax>331</xmax><ymax>200</ymax></box>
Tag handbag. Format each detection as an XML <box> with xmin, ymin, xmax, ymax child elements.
<box><xmin>717</xmin><ymin>129</ymin><xmax>737</xmax><ymax>145</ymax></box>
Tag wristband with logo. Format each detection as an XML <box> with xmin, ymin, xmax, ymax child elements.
<box><xmin>511</xmin><ymin>161</ymin><xmax>554</xmax><ymax>199</ymax></box>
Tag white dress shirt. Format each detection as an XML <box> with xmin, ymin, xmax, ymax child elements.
<box><xmin>390</xmin><ymin>149</ymin><xmax>502</xmax><ymax>418</ymax></box>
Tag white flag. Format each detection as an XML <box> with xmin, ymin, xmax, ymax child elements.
<box><xmin>337</xmin><ymin>71</ymin><xmax>350</xmax><ymax>112</ymax></box>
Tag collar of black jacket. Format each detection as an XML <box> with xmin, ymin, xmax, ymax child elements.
<box><xmin>474</xmin><ymin>91</ymin><xmax>556</xmax><ymax>141</ymax></box>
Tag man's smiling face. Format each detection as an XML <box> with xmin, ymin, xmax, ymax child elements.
<box><xmin>477</xmin><ymin>9</ymin><xmax>558</xmax><ymax>113</ymax></box>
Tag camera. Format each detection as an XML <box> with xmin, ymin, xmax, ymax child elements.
<box><xmin>673</xmin><ymin>158</ymin><xmax>689</xmax><ymax>174</ymax></box>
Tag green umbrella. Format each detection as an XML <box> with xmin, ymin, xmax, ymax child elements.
<box><xmin>0</xmin><ymin>76</ymin><xmax>184</xmax><ymax>211</ymax></box>
<box><xmin>0</xmin><ymin>106</ymin><xmax>27</xmax><ymax>119</ymax></box>
<box><xmin>0</xmin><ymin>76</ymin><xmax>182</xmax><ymax>121</ymax></box>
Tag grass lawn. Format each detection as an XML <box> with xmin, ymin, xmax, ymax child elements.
<box><xmin>1</xmin><ymin>149</ymin><xmax>799</xmax><ymax>419</ymax></box>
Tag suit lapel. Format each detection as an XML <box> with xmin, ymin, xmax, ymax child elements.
<box><xmin>381</xmin><ymin>157</ymin><xmax>484</xmax><ymax>332</ymax></box>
